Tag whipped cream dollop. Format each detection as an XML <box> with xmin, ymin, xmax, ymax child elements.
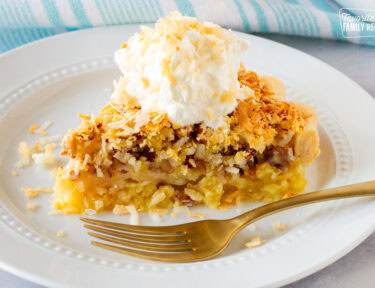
<box><xmin>114</xmin><ymin>11</ymin><xmax>251</xmax><ymax>128</ymax></box>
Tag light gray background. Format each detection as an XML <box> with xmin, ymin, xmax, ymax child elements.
<box><xmin>0</xmin><ymin>34</ymin><xmax>374</xmax><ymax>287</ymax></box>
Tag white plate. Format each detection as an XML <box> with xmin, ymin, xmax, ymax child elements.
<box><xmin>0</xmin><ymin>26</ymin><xmax>374</xmax><ymax>288</ymax></box>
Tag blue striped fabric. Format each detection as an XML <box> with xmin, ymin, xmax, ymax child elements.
<box><xmin>0</xmin><ymin>0</ymin><xmax>374</xmax><ymax>52</ymax></box>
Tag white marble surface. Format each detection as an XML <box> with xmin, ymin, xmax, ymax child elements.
<box><xmin>0</xmin><ymin>34</ymin><xmax>374</xmax><ymax>288</ymax></box>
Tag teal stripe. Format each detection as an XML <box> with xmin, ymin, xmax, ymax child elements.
<box><xmin>114</xmin><ymin>0</ymin><xmax>130</xmax><ymax>23</ymax></box>
<box><xmin>133</xmin><ymin>0</ymin><xmax>149</xmax><ymax>22</ymax></box>
<box><xmin>4</xmin><ymin>2</ymin><xmax>35</xmax><ymax>44</ymax></box>
<box><xmin>304</xmin><ymin>6</ymin><xmax>320</xmax><ymax>36</ymax></box>
<box><xmin>248</xmin><ymin>0</ymin><xmax>269</xmax><ymax>32</ymax></box>
<box><xmin>106</xmin><ymin>0</ymin><xmax>122</xmax><ymax>24</ymax></box>
<box><xmin>101</xmin><ymin>0</ymin><xmax>117</xmax><ymax>24</ymax></box>
<box><xmin>13</xmin><ymin>3</ymin><xmax>41</xmax><ymax>41</ymax></box>
<box><xmin>266</xmin><ymin>1</ymin><xmax>286</xmax><ymax>33</ymax></box>
<box><xmin>0</xmin><ymin>15</ymin><xmax>18</xmax><ymax>49</ymax></box>
<box><xmin>17</xmin><ymin>2</ymin><xmax>42</xmax><ymax>39</ymax></box>
<box><xmin>95</xmin><ymin>0</ymin><xmax>111</xmax><ymax>25</ymax></box>
<box><xmin>139</xmin><ymin>0</ymin><xmax>155</xmax><ymax>22</ymax></box>
<box><xmin>233</xmin><ymin>0</ymin><xmax>250</xmax><ymax>32</ymax></box>
<box><xmin>286</xmin><ymin>2</ymin><xmax>309</xmax><ymax>36</ymax></box>
<box><xmin>127</xmin><ymin>0</ymin><xmax>141</xmax><ymax>22</ymax></box>
<box><xmin>24</xmin><ymin>1</ymin><xmax>51</xmax><ymax>37</ymax></box>
<box><xmin>146</xmin><ymin>0</ymin><xmax>159</xmax><ymax>19</ymax></box>
<box><xmin>0</xmin><ymin>3</ymin><xmax>23</xmax><ymax>46</ymax></box>
<box><xmin>174</xmin><ymin>0</ymin><xmax>196</xmax><ymax>17</ymax></box>
<box><xmin>41</xmin><ymin>0</ymin><xmax>65</xmax><ymax>27</ymax></box>
<box><xmin>295</xmin><ymin>5</ymin><xmax>315</xmax><ymax>36</ymax></box>
<box><xmin>274</xmin><ymin>1</ymin><xmax>297</xmax><ymax>34</ymax></box>
<box><xmin>309</xmin><ymin>0</ymin><xmax>345</xmax><ymax>39</ymax></box>
<box><xmin>152</xmin><ymin>0</ymin><xmax>163</xmax><ymax>17</ymax></box>
<box><xmin>283</xmin><ymin>2</ymin><xmax>303</xmax><ymax>35</ymax></box>
<box><xmin>0</xmin><ymin>30</ymin><xmax>16</xmax><ymax>51</ymax></box>
<box><xmin>67</xmin><ymin>0</ymin><xmax>92</xmax><ymax>27</ymax></box>
<box><xmin>120</xmin><ymin>1</ymin><xmax>135</xmax><ymax>22</ymax></box>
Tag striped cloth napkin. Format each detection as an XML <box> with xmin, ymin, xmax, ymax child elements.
<box><xmin>0</xmin><ymin>0</ymin><xmax>374</xmax><ymax>52</ymax></box>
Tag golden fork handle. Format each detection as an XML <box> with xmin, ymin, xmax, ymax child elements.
<box><xmin>234</xmin><ymin>180</ymin><xmax>375</xmax><ymax>230</ymax></box>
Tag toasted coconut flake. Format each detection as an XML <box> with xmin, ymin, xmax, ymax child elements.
<box><xmin>29</xmin><ymin>125</ymin><xmax>40</xmax><ymax>134</ymax></box>
<box><xmin>225</xmin><ymin>167</ymin><xmax>240</xmax><ymax>174</ymax></box>
<box><xmin>188</xmin><ymin>212</ymin><xmax>205</xmax><ymax>219</ymax></box>
<box><xmin>113</xmin><ymin>205</ymin><xmax>129</xmax><ymax>215</ymax></box>
<box><xmin>26</xmin><ymin>202</ymin><xmax>39</xmax><ymax>211</ymax></box>
<box><xmin>173</xmin><ymin>206</ymin><xmax>189</xmax><ymax>214</ymax></box>
<box><xmin>126</xmin><ymin>205</ymin><xmax>139</xmax><ymax>225</ymax></box>
<box><xmin>175</xmin><ymin>136</ymin><xmax>189</xmax><ymax>147</ymax></box>
<box><xmin>149</xmin><ymin>191</ymin><xmax>166</xmax><ymax>207</ymax></box>
<box><xmin>219</xmin><ymin>204</ymin><xmax>228</xmax><ymax>211</ymax></box>
<box><xmin>78</xmin><ymin>113</ymin><xmax>91</xmax><ymax>120</ymax></box>
<box><xmin>38</xmin><ymin>187</ymin><xmax>53</xmax><ymax>193</ymax></box>
<box><xmin>245</xmin><ymin>236</ymin><xmax>265</xmax><ymax>248</ymax></box>
<box><xmin>96</xmin><ymin>166</ymin><xmax>104</xmax><ymax>178</ymax></box>
<box><xmin>82</xmin><ymin>154</ymin><xmax>90</xmax><ymax>167</ymax></box>
<box><xmin>56</xmin><ymin>230</ymin><xmax>66</xmax><ymax>237</ymax></box>
<box><xmin>32</xmin><ymin>143</ymin><xmax>58</xmax><ymax>167</ymax></box>
<box><xmin>39</xmin><ymin>135</ymin><xmax>62</xmax><ymax>147</ymax></box>
<box><xmin>150</xmin><ymin>209</ymin><xmax>168</xmax><ymax>215</ymax></box>
<box><xmin>272</xmin><ymin>221</ymin><xmax>288</xmax><ymax>232</ymax></box>
<box><xmin>184</xmin><ymin>188</ymin><xmax>203</xmax><ymax>202</ymax></box>
<box><xmin>11</xmin><ymin>170</ymin><xmax>19</xmax><ymax>176</ymax></box>
<box><xmin>22</xmin><ymin>187</ymin><xmax>39</xmax><ymax>198</ymax></box>
<box><xmin>85</xmin><ymin>209</ymin><xmax>97</xmax><ymax>215</ymax></box>
<box><xmin>39</xmin><ymin>131</ymin><xmax>48</xmax><ymax>136</ymax></box>
<box><xmin>16</xmin><ymin>141</ymin><xmax>33</xmax><ymax>168</ymax></box>
<box><xmin>94</xmin><ymin>200</ymin><xmax>104</xmax><ymax>210</ymax></box>
<box><xmin>171</xmin><ymin>212</ymin><xmax>177</xmax><ymax>218</ymax></box>
<box><xmin>38</xmin><ymin>120</ymin><xmax>52</xmax><ymax>132</ymax></box>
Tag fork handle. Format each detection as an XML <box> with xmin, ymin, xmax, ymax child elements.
<box><xmin>234</xmin><ymin>180</ymin><xmax>375</xmax><ymax>230</ymax></box>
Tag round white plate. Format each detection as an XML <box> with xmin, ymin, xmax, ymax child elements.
<box><xmin>0</xmin><ymin>26</ymin><xmax>374</xmax><ymax>288</ymax></box>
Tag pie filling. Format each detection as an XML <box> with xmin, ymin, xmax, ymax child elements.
<box><xmin>53</xmin><ymin>70</ymin><xmax>319</xmax><ymax>214</ymax></box>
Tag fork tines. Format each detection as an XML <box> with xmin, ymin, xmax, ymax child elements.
<box><xmin>81</xmin><ymin>217</ymin><xmax>195</xmax><ymax>262</ymax></box>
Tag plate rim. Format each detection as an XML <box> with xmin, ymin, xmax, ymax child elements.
<box><xmin>0</xmin><ymin>25</ymin><xmax>374</xmax><ymax>288</ymax></box>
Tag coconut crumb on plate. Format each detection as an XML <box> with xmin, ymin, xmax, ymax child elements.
<box><xmin>56</xmin><ymin>230</ymin><xmax>66</xmax><ymax>237</ymax></box>
<box><xmin>11</xmin><ymin>170</ymin><xmax>18</xmax><ymax>176</ymax></box>
<box><xmin>26</xmin><ymin>202</ymin><xmax>38</xmax><ymax>211</ymax></box>
<box><xmin>21</xmin><ymin>187</ymin><xmax>39</xmax><ymax>198</ymax></box>
<box><xmin>39</xmin><ymin>131</ymin><xmax>48</xmax><ymax>136</ymax></box>
<box><xmin>32</xmin><ymin>143</ymin><xmax>58</xmax><ymax>167</ymax></box>
<box><xmin>15</xmin><ymin>142</ymin><xmax>33</xmax><ymax>168</ymax></box>
<box><xmin>173</xmin><ymin>206</ymin><xmax>189</xmax><ymax>214</ymax></box>
<box><xmin>245</xmin><ymin>236</ymin><xmax>265</xmax><ymax>249</ymax></box>
<box><xmin>188</xmin><ymin>212</ymin><xmax>205</xmax><ymax>219</ymax></box>
<box><xmin>28</xmin><ymin>125</ymin><xmax>40</xmax><ymax>134</ymax></box>
<box><xmin>21</xmin><ymin>187</ymin><xmax>53</xmax><ymax>198</ymax></box>
<box><xmin>171</xmin><ymin>212</ymin><xmax>177</xmax><ymax>218</ymax></box>
<box><xmin>150</xmin><ymin>209</ymin><xmax>169</xmax><ymax>215</ymax></box>
<box><xmin>272</xmin><ymin>221</ymin><xmax>288</xmax><ymax>232</ymax></box>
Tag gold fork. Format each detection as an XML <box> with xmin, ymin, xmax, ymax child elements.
<box><xmin>81</xmin><ymin>180</ymin><xmax>375</xmax><ymax>262</ymax></box>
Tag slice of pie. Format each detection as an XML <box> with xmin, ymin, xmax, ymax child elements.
<box><xmin>53</xmin><ymin>12</ymin><xmax>319</xmax><ymax>214</ymax></box>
